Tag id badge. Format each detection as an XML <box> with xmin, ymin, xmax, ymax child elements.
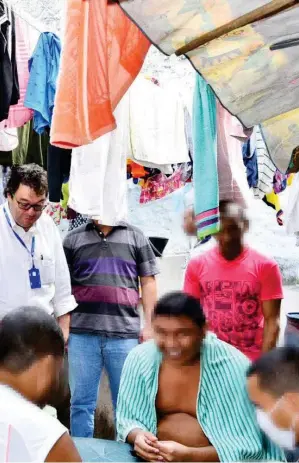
<box><xmin>29</xmin><ymin>267</ymin><xmax>42</xmax><ymax>289</ymax></box>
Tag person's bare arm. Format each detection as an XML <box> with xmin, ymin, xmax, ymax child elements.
<box><xmin>262</xmin><ymin>299</ymin><xmax>281</xmax><ymax>353</ymax></box>
<box><xmin>57</xmin><ymin>313</ymin><xmax>70</xmax><ymax>343</ymax></box>
<box><xmin>140</xmin><ymin>275</ymin><xmax>157</xmax><ymax>342</ymax></box>
<box><xmin>45</xmin><ymin>432</ymin><xmax>82</xmax><ymax>462</ymax></box>
<box><xmin>156</xmin><ymin>441</ymin><xmax>219</xmax><ymax>462</ymax></box>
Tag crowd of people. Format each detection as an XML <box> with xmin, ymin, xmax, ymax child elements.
<box><xmin>0</xmin><ymin>163</ymin><xmax>299</xmax><ymax>462</ymax></box>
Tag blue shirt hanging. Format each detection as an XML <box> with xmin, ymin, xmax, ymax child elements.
<box><xmin>24</xmin><ymin>32</ymin><xmax>61</xmax><ymax>135</ymax></box>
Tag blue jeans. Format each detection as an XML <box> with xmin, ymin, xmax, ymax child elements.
<box><xmin>68</xmin><ymin>333</ymin><xmax>138</xmax><ymax>438</ymax></box>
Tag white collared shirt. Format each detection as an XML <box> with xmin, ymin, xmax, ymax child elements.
<box><xmin>0</xmin><ymin>203</ymin><xmax>77</xmax><ymax>319</ymax></box>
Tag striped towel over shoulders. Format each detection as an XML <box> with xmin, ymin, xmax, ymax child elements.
<box><xmin>117</xmin><ymin>334</ymin><xmax>285</xmax><ymax>462</ymax></box>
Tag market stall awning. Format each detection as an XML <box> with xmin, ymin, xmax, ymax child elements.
<box><xmin>118</xmin><ymin>0</ymin><xmax>299</xmax><ymax>172</ymax></box>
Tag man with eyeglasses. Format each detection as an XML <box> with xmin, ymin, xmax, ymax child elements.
<box><xmin>0</xmin><ymin>163</ymin><xmax>77</xmax><ymax>338</ymax></box>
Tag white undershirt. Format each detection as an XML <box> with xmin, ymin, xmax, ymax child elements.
<box><xmin>0</xmin><ymin>384</ymin><xmax>67</xmax><ymax>462</ymax></box>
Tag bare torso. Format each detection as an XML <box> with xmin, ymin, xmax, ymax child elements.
<box><xmin>156</xmin><ymin>361</ymin><xmax>210</xmax><ymax>447</ymax></box>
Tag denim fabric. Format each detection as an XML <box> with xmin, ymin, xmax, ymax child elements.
<box><xmin>69</xmin><ymin>333</ymin><xmax>138</xmax><ymax>438</ymax></box>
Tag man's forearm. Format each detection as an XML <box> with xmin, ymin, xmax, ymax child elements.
<box><xmin>141</xmin><ymin>278</ymin><xmax>157</xmax><ymax>325</ymax></box>
<box><xmin>187</xmin><ymin>446</ymin><xmax>219</xmax><ymax>462</ymax></box>
<box><xmin>57</xmin><ymin>313</ymin><xmax>71</xmax><ymax>342</ymax></box>
<box><xmin>262</xmin><ymin>319</ymin><xmax>280</xmax><ymax>353</ymax></box>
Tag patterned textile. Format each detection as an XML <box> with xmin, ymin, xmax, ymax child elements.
<box><xmin>252</xmin><ymin>126</ymin><xmax>276</xmax><ymax>199</ymax></box>
<box><xmin>140</xmin><ymin>165</ymin><xmax>190</xmax><ymax>204</ymax></box>
<box><xmin>68</xmin><ymin>214</ymin><xmax>88</xmax><ymax>232</ymax></box>
<box><xmin>45</xmin><ymin>202</ymin><xmax>66</xmax><ymax>226</ymax></box>
<box><xmin>119</xmin><ymin>1</ymin><xmax>299</xmax><ymax>172</ymax></box>
<box><xmin>50</xmin><ymin>0</ymin><xmax>150</xmax><ymax>149</ymax></box>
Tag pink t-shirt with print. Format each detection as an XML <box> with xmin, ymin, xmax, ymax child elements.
<box><xmin>184</xmin><ymin>246</ymin><xmax>283</xmax><ymax>361</ymax></box>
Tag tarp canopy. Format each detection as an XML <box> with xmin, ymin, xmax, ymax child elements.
<box><xmin>119</xmin><ymin>0</ymin><xmax>299</xmax><ymax>172</ymax></box>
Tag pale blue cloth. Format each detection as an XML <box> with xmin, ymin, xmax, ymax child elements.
<box><xmin>24</xmin><ymin>32</ymin><xmax>61</xmax><ymax>134</ymax></box>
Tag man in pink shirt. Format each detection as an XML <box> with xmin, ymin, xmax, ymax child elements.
<box><xmin>184</xmin><ymin>200</ymin><xmax>283</xmax><ymax>361</ymax></box>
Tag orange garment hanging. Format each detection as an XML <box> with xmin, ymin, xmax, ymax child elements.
<box><xmin>50</xmin><ymin>0</ymin><xmax>150</xmax><ymax>149</ymax></box>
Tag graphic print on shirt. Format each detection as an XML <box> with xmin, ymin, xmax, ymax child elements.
<box><xmin>200</xmin><ymin>280</ymin><xmax>263</xmax><ymax>354</ymax></box>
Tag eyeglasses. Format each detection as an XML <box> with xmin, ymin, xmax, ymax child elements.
<box><xmin>15</xmin><ymin>199</ymin><xmax>47</xmax><ymax>212</ymax></box>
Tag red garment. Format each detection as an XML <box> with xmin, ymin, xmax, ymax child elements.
<box><xmin>50</xmin><ymin>0</ymin><xmax>150</xmax><ymax>149</ymax></box>
<box><xmin>184</xmin><ymin>246</ymin><xmax>283</xmax><ymax>361</ymax></box>
<box><xmin>140</xmin><ymin>168</ymin><xmax>187</xmax><ymax>204</ymax></box>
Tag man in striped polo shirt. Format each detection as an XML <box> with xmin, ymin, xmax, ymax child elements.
<box><xmin>63</xmin><ymin>220</ymin><xmax>158</xmax><ymax>438</ymax></box>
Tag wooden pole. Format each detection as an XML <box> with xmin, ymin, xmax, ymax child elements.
<box><xmin>176</xmin><ymin>0</ymin><xmax>299</xmax><ymax>56</ymax></box>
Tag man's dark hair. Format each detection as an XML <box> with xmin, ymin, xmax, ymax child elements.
<box><xmin>4</xmin><ymin>164</ymin><xmax>48</xmax><ymax>198</ymax></box>
<box><xmin>0</xmin><ymin>307</ymin><xmax>64</xmax><ymax>373</ymax></box>
<box><xmin>247</xmin><ymin>347</ymin><xmax>299</xmax><ymax>396</ymax></box>
<box><xmin>153</xmin><ymin>292</ymin><xmax>206</xmax><ymax>329</ymax></box>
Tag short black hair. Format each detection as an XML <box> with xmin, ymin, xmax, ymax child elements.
<box><xmin>153</xmin><ymin>292</ymin><xmax>206</xmax><ymax>329</ymax></box>
<box><xmin>4</xmin><ymin>164</ymin><xmax>48</xmax><ymax>198</ymax></box>
<box><xmin>0</xmin><ymin>307</ymin><xmax>64</xmax><ymax>374</ymax></box>
<box><xmin>247</xmin><ymin>347</ymin><xmax>299</xmax><ymax>396</ymax></box>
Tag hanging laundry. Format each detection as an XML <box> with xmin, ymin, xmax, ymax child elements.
<box><xmin>140</xmin><ymin>165</ymin><xmax>191</xmax><ymax>205</ymax></box>
<box><xmin>0</xmin><ymin>2</ymin><xmax>20</xmax><ymax>122</ymax></box>
<box><xmin>45</xmin><ymin>202</ymin><xmax>67</xmax><ymax>226</ymax></box>
<box><xmin>217</xmin><ymin>102</ymin><xmax>251</xmax><ymax>208</ymax></box>
<box><xmin>12</xmin><ymin>120</ymin><xmax>49</xmax><ymax>168</ymax></box>
<box><xmin>285</xmin><ymin>173</ymin><xmax>299</xmax><ymax>235</ymax></box>
<box><xmin>0</xmin><ymin>165</ymin><xmax>11</xmax><ymax>204</ymax></box>
<box><xmin>129</xmin><ymin>77</ymin><xmax>190</xmax><ymax>167</ymax></box>
<box><xmin>242</xmin><ymin>139</ymin><xmax>258</xmax><ymax>189</ymax></box>
<box><xmin>50</xmin><ymin>0</ymin><xmax>150</xmax><ymax>149</ymax></box>
<box><xmin>0</xmin><ymin>128</ymin><xmax>18</xmax><ymax>151</ymax></box>
<box><xmin>263</xmin><ymin>192</ymin><xmax>284</xmax><ymax>227</ymax></box>
<box><xmin>252</xmin><ymin>126</ymin><xmax>276</xmax><ymax>200</ymax></box>
<box><xmin>273</xmin><ymin>170</ymin><xmax>289</xmax><ymax>194</ymax></box>
<box><xmin>24</xmin><ymin>32</ymin><xmax>61</xmax><ymax>135</ymax></box>
<box><xmin>47</xmin><ymin>145</ymin><xmax>72</xmax><ymax>203</ymax></box>
<box><xmin>68</xmin><ymin>93</ymin><xmax>129</xmax><ymax>225</ymax></box>
<box><xmin>193</xmin><ymin>74</ymin><xmax>219</xmax><ymax>240</ymax></box>
<box><xmin>0</xmin><ymin>15</ymin><xmax>33</xmax><ymax>129</ymax></box>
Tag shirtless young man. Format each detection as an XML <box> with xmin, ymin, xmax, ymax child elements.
<box><xmin>117</xmin><ymin>292</ymin><xmax>283</xmax><ymax>462</ymax></box>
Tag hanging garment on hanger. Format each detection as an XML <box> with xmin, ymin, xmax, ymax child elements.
<box><xmin>252</xmin><ymin>126</ymin><xmax>276</xmax><ymax>200</ymax></box>
<box><xmin>242</xmin><ymin>139</ymin><xmax>258</xmax><ymax>189</ymax></box>
<box><xmin>68</xmin><ymin>93</ymin><xmax>129</xmax><ymax>225</ymax></box>
<box><xmin>12</xmin><ymin>120</ymin><xmax>49</xmax><ymax>168</ymax></box>
<box><xmin>0</xmin><ymin>15</ymin><xmax>33</xmax><ymax>129</ymax></box>
<box><xmin>24</xmin><ymin>32</ymin><xmax>61</xmax><ymax>135</ymax></box>
<box><xmin>193</xmin><ymin>74</ymin><xmax>219</xmax><ymax>240</ymax></box>
<box><xmin>50</xmin><ymin>0</ymin><xmax>150</xmax><ymax>149</ymax></box>
<box><xmin>0</xmin><ymin>2</ymin><xmax>20</xmax><ymax>122</ymax></box>
<box><xmin>47</xmin><ymin>145</ymin><xmax>72</xmax><ymax>203</ymax></box>
<box><xmin>217</xmin><ymin>102</ymin><xmax>251</xmax><ymax>208</ymax></box>
<box><xmin>129</xmin><ymin>77</ymin><xmax>190</xmax><ymax>167</ymax></box>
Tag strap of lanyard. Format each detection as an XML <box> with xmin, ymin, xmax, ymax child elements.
<box><xmin>4</xmin><ymin>207</ymin><xmax>35</xmax><ymax>265</ymax></box>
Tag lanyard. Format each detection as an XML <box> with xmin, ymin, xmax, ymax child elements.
<box><xmin>4</xmin><ymin>207</ymin><xmax>35</xmax><ymax>265</ymax></box>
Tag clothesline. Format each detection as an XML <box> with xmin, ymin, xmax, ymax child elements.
<box><xmin>6</xmin><ymin>0</ymin><xmax>57</xmax><ymax>35</ymax></box>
